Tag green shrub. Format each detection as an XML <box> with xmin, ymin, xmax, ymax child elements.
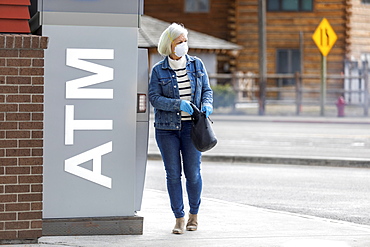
<box><xmin>212</xmin><ymin>84</ymin><xmax>236</xmax><ymax>108</ymax></box>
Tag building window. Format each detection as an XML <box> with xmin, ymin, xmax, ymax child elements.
<box><xmin>276</xmin><ymin>49</ymin><xmax>301</xmax><ymax>85</ymax></box>
<box><xmin>185</xmin><ymin>0</ymin><xmax>210</xmax><ymax>13</ymax></box>
<box><xmin>267</xmin><ymin>0</ymin><xmax>313</xmax><ymax>11</ymax></box>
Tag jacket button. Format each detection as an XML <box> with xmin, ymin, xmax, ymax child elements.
<box><xmin>176</xmin><ymin>126</ymin><xmax>179</xmax><ymax>129</ymax></box>
<box><xmin>174</xmin><ymin>85</ymin><xmax>177</xmax><ymax>88</ymax></box>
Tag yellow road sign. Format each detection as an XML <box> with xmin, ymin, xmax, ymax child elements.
<box><xmin>312</xmin><ymin>18</ymin><xmax>337</xmax><ymax>57</ymax></box>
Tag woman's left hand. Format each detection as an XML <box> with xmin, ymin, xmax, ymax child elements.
<box><xmin>201</xmin><ymin>105</ymin><xmax>213</xmax><ymax>118</ymax></box>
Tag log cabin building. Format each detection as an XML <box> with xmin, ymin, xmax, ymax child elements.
<box><xmin>144</xmin><ymin>0</ymin><xmax>370</xmax><ymax>103</ymax></box>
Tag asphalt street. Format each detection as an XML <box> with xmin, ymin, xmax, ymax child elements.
<box><xmin>148</xmin><ymin>115</ymin><xmax>370</xmax><ymax>165</ymax></box>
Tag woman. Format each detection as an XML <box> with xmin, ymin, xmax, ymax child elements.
<box><xmin>148</xmin><ymin>23</ymin><xmax>213</xmax><ymax>234</ymax></box>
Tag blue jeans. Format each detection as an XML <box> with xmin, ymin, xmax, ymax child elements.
<box><xmin>155</xmin><ymin>121</ymin><xmax>202</xmax><ymax>218</ymax></box>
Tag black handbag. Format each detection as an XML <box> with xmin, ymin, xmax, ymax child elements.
<box><xmin>190</xmin><ymin>103</ymin><xmax>217</xmax><ymax>152</ymax></box>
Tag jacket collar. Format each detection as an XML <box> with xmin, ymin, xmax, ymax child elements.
<box><xmin>161</xmin><ymin>54</ymin><xmax>195</xmax><ymax>69</ymax></box>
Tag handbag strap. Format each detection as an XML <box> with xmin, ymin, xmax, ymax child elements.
<box><xmin>191</xmin><ymin>57</ymin><xmax>199</xmax><ymax>106</ymax></box>
<box><xmin>190</xmin><ymin>102</ymin><xmax>200</xmax><ymax>114</ymax></box>
<box><xmin>190</xmin><ymin>102</ymin><xmax>213</xmax><ymax>123</ymax></box>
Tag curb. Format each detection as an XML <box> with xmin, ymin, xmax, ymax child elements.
<box><xmin>147</xmin><ymin>153</ymin><xmax>370</xmax><ymax>168</ymax></box>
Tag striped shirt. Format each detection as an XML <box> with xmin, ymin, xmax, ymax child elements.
<box><xmin>169</xmin><ymin>56</ymin><xmax>192</xmax><ymax>121</ymax></box>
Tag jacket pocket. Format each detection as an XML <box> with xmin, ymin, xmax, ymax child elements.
<box><xmin>195</xmin><ymin>72</ymin><xmax>204</xmax><ymax>88</ymax></box>
<box><xmin>159</xmin><ymin>78</ymin><xmax>173</xmax><ymax>97</ymax></box>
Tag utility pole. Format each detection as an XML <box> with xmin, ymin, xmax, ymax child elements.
<box><xmin>258</xmin><ymin>0</ymin><xmax>267</xmax><ymax>115</ymax></box>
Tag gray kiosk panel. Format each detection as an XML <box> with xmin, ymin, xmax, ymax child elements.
<box><xmin>40</xmin><ymin>0</ymin><xmax>148</xmax><ymax>236</ymax></box>
<box><xmin>31</xmin><ymin>0</ymin><xmax>143</xmax><ymax>30</ymax></box>
<box><xmin>43</xmin><ymin>25</ymin><xmax>138</xmax><ymax>219</ymax></box>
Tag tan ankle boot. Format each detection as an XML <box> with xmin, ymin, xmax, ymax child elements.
<box><xmin>186</xmin><ymin>213</ymin><xmax>198</xmax><ymax>231</ymax></box>
<box><xmin>172</xmin><ymin>217</ymin><xmax>185</xmax><ymax>234</ymax></box>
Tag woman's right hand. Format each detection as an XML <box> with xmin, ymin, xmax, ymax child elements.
<box><xmin>180</xmin><ymin>100</ymin><xmax>194</xmax><ymax>115</ymax></box>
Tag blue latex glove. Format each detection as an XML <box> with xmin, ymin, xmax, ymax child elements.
<box><xmin>180</xmin><ymin>100</ymin><xmax>194</xmax><ymax>115</ymax></box>
<box><xmin>202</xmin><ymin>105</ymin><xmax>213</xmax><ymax>118</ymax></box>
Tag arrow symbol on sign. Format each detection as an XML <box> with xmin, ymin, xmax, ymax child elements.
<box><xmin>320</xmin><ymin>28</ymin><xmax>330</xmax><ymax>47</ymax></box>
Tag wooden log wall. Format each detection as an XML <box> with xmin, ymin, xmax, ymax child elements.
<box><xmin>235</xmin><ymin>0</ymin><xmax>348</xmax><ymax>99</ymax></box>
<box><xmin>348</xmin><ymin>0</ymin><xmax>370</xmax><ymax>62</ymax></box>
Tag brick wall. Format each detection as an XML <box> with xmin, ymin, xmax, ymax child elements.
<box><xmin>0</xmin><ymin>35</ymin><xmax>48</xmax><ymax>244</ymax></box>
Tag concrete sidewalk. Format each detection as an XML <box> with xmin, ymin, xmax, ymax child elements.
<box><xmin>5</xmin><ymin>189</ymin><xmax>370</xmax><ymax>247</ymax></box>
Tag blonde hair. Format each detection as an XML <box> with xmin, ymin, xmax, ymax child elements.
<box><xmin>157</xmin><ymin>23</ymin><xmax>188</xmax><ymax>56</ymax></box>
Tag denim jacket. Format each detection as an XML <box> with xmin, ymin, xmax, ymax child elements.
<box><xmin>149</xmin><ymin>55</ymin><xmax>213</xmax><ymax>130</ymax></box>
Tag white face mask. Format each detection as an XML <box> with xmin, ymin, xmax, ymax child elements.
<box><xmin>174</xmin><ymin>42</ymin><xmax>188</xmax><ymax>57</ymax></box>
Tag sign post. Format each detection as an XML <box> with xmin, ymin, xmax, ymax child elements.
<box><xmin>312</xmin><ymin>18</ymin><xmax>337</xmax><ymax>116</ymax></box>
